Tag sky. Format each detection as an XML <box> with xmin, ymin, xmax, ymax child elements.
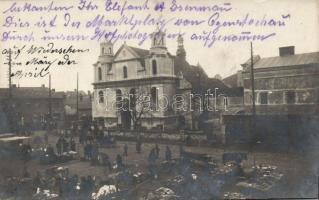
<box><xmin>0</xmin><ymin>0</ymin><xmax>318</xmax><ymax>92</ymax></box>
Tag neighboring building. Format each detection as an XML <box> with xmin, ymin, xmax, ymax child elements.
<box><xmin>0</xmin><ymin>85</ymin><xmax>65</xmax><ymax>130</ymax></box>
<box><xmin>241</xmin><ymin>46</ymin><xmax>319</xmax><ymax>114</ymax></box>
<box><xmin>222</xmin><ymin>46</ymin><xmax>319</xmax><ymax>147</ymax></box>
<box><xmin>64</xmin><ymin>90</ymin><xmax>92</xmax><ymax>125</ymax></box>
<box><xmin>223</xmin><ymin>71</ymin><xmax>244</xmax><ymax>88</ymax></box>
<box><xmin>92</xmin><ymin>28</ymin><xmax>229</xmax><ymax>131</ymax></box>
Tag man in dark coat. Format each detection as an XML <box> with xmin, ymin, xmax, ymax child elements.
<box><xmin>155</xmin><ymin>144</ymin><xmax>160</xmax><ymax>159</ymax></box>
<box><xmin>56</xmin><ymin>137</ymin><xmax>62</xmax><ymax>155</ymax></box>
<box><xmin>123</xmin><ymin>144</ymin><xmax>128</xmax><ymax>156</ymax></box>
<box><xmin>165</xmin><ymin>146</ymin><xmax>172</xmax><ymax>161</ymax></box>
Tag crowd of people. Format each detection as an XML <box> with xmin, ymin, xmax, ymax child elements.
<box><xmin>56</xmin><ymin>136</ymin><xmax>76</xmax><ymax>155</ymax></box>
<box><xmin>1</xmin><ymin>121</ymin><xmax>186</xmax><ymax>199</ymax></box>
<box><xmin>32</xmin><ymin>168</ymin><xmax>107</xmax><ymax>199</ymax></box>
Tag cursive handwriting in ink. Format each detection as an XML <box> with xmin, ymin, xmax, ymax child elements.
<box><xmin>2</xmin><ymin>1</ymin><xmax>73</xmax><ymax>14</ymax></box>
<box><xmin>105</xmin><ymin>0</ymin><xmax>150</xmax><ymax>16</ymax></box>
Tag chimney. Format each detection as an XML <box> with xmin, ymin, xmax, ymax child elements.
<box><xmin>279</xmin><ymin>46</ymin><xmax>295</xmax><ymax>56</ymax></box>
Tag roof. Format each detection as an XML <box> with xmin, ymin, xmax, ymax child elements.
<box><xmin>223</xmin><ymin>73</ymin><xmax>238</xmax><ymax>87</ymax></box>
<box><xmin>242</xmin><ymin>52</ymin><xmax>319</xmax><ymax>69</ymax></box>
<box><xmin>113</xmin><ymin>44</ymin><xmax>235</xmax><ymax>96</ymax></box>
<box><xmin>64</xmin><ymin>91</ymin><xmax>92</xmax><ymax>110</ymax></box>
<box><xmin>174</xmin><ymin>56</ymin><xmax>230</xmax><ymax>93</ymax></box>
<box><xmin>0</xmin><ymin>87</ymin><xmax>64</xmax><ymax>99</ymax></box>
<box><xmin>128</xmin><ymin>46</ymin><xmax>150</xmax><ymax>57</ymax></box>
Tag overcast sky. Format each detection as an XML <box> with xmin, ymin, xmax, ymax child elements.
<box><xmin>0</xmin><ymin>0</ymin><xmax>318</xmax><ymax>92</ymax></box>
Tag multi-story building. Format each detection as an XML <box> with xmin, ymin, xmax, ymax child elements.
<box><xmin>222</xmin><ymin>46</ymin><xmax>319</xmax><ymax>146</ymax></box>
<box><xmin>241</xmin><ymin>46</ymin><xmax>319</xmax><ymax>114</ymax></box>
<box><xmin>0</xmin><ymin>84</ymin><xmax>65</xmax><ymax>130</ymax></box>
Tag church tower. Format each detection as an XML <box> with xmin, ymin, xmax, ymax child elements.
<box><xmin>148</xmin><ymin>28</ymin><xmax>174</xmax><ymax>76</ymax></box>
<box><xmin>99</xmin><ymin>40</ymin><xmax>113</xmax><ymax>62</ymax></box>
<box><xmin>150</xmin><ymin>27</ymin><xmax>167</xmax><ymax>55</ymax></box>
<box><xmin>176</xmin><ymin>34</ymin><xmax>186</xmax><ymax>59</ymax></box>
<box><xmin>95</xmin><ymin>40</ymin><xmax>114</xmax><ymax>82</ymax></box>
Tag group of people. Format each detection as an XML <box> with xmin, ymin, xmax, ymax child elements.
<box><xmin>83</xmin><ymin>142</ymin><xmax>100</xmax><ymax>165</ymax></box>
<box><xmin>147</xmin><ymin>144</ymin><xmax>172</xmax><ymax>178</ymax></box>
<box><xmin>33</xmin><ymin>169</ymin><xmax>100</xmax><ymax>199</ymax></box>
<box><xmin>56</xmin><ymin>136</ymin><xmax>76</xmax><ymax>155</ymax></box>
<box><xmin>76</xmin><ymin>124</ymin><xmax>116</xmax><ymax>145</ymax></box>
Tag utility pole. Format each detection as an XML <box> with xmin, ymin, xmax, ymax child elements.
<box><xmin>250</xmin><ymin>42</ymin><xmax>256</xmax><ymax>118</ymax></box>
<box><xmin>48</xmin><ymin>74</ymin><xmax>52</xmax><ymax>131</ymax></box>
<box><xmin>76</xmin><ymin>72</ymin><xmax>79</xmax><ymax>120</ymax></box>
<box><xmin>49</xmin><ymin>74</ymin><xmax>52</xmax><ymax>120</ymax></box>
<box><xmin>8</xmin><ymin>49</ymin><xmax>12</xmax><ymax>99</ymax></box>
<box><xmin>250</xmin><ymin>42</ymin><xmax>257</xmax><ymax>167</ymax></box>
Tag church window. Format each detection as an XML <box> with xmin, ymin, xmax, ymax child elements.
<box><xmin>152</xmin><ymin>60</ymin><xmax>157</xmax><ymax>75</ymax></box>
<box><xmin>123</xmin><ymin>66</ymin><xmax>128</xmax><ymax>78</ymax></box>
<box><xmin>98</xmin><ymin>67</ymin><xmax>102</xmax><ymax>81</ymax></box>
<box><xmin>107</xmin><ymin>64</ymin><xmax>112</xmax><ymax>74</ymax></box>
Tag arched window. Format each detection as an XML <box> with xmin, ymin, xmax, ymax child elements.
<box><xmin>123</xmin><ymin>66</ymin><xmax>128</xmax><ymax>78</ymax></box>
<box><xmin>98</xmin><ymin>91</ymin><xmax>104</xmax><ymax>103</ymax></box>
<box><xmin>151</xmin><ymin>87</ymin><xmax>158</xmax><ymax>109</ymax></box>
<box><xmin>98</xmin><ymin>67</ymin><xmax>102</xmax><ymax>81</ymax></box>
<box><xmin>108</xmin><ymin>47</ymin><xmax>112</xmax><ymax>54</ymax></box>
<box><xmin>102</xmin><ymin>47</ymin><xmax>105</xmax><ymax>54</ymax></box>
<box><xmin>116</xmin><ymin>89</ymin><xmax>122</xmax><ymax>108</ymax></box>
<box><xmin>152</xmin><ymin>60</ymin><xmax>157</xmax><ymax>75</ymax></box>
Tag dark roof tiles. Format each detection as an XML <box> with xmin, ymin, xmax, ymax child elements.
<box><xmin>0</xmin><ymin>87</ymin><xmax>64</xmax><ymax>99</ymax></box>
<box><xmin>242</xmin><ymin>52</ymin><xmax>319</xmax><ymax>69</ymax></box>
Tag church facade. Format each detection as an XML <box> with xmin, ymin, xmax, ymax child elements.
<box><xmin>92</xmin><ymin>29</ymin><xmax>195</xmax><ymax>131</ymax></box>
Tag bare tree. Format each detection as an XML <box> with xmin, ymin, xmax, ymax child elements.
<box><xmin>120</xmin><ymin>85</ymin><xmax>154</xmax><ymax>132</ymax></box>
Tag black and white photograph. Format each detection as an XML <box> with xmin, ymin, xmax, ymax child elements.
<box><xmin>0</xmin><ymin>0</ymin><xmax>318</xmax><ymax>199</ymax></box>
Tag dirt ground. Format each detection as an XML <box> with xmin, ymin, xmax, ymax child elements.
<box><xmin>19</xmin><ymin>132</ymin><xmax>319</xmax><ymax>199</ymax></box>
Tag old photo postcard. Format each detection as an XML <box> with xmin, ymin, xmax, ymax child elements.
<box><xmin>0</xmin><ymin>0</ymin><xmax>318</xmax><ymax>199</ymax></box>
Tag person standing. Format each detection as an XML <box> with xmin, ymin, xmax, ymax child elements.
<box><xmin>148</xmin><ymin>148</ymin><xmax>157</xmax><ymax>179</ymax></box>
<box><xmin>70</xmin><ymin>138</ymin><xmax>76</xmax><ymax>152</ymax></box>
<box><xmin>123</xmin><ymin>144</ymin><xmax>128</xmax><ymax>156</ymax></box>
<box><xmin>101</xmin><ymin>153</ymin><xmax>112</xmax><ymax>171</ymax></box>
<box><xmin>116</xmin><ymin>154</ymin><xmax>123</xmax><ymax>170</ymax></box>
<box><xmin>91</xmin><ymin>142</ymin><xmax>99</xmax><ymax>165</ymax></box>
<box><xmin>56</xmin><ymin>137</ymin><xmax>62</xmax><ymax>156</ymax></box>
<box><xmin>155</xmin><ymin>144</ymin><xmax>160</xmax><ymax>159</ymax></box>
<box><xmin>165</xmin><ymin>146</ymin><xmax>172</xmax><ymax>161</ymax></box>
<box><xmin>62</xmin><ymin>137</ymin><xmax>69</xmax><ymax>153</ymax></box>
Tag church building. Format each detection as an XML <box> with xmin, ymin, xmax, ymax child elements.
<box><xmin>92</xmin><ymin>29</ymin><xmax>225</xmax><ymax>131</ymax></box>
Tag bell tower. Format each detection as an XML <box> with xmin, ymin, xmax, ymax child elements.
<box><xmin>176</xmin><ymin>34</ymin><xmax>186</xmax><ymax>59</ymax></box>
<box><xmin>99</xmin><ymin>40</ymin><xmax>113</xmax><ymax>62</ymax></box>
<box><xmin>95</xmin><ymin>40</ymin><xmax>114</xmax><ymax>82</ymax></box>
<box><xmin>148</xmin><ymin>27</ymin><xmax>174</xmax><ymax>77</ymax></box>
<box><xmin>150</xmin><ymin>27</ymin><xmax>167</xmax><ymax>54</ymax></box>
